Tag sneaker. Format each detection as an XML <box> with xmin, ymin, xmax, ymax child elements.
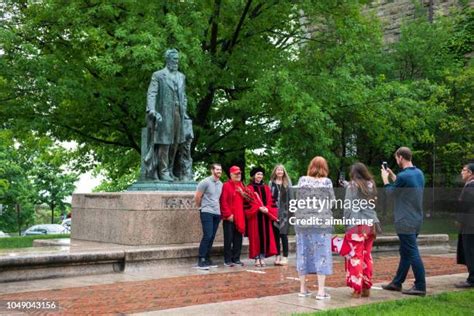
<box><xmin>206</xmin><ymin>259</ymin><xmax>218</xmax><ymax>268</ymax></box>
<box><xmin>232</xmin><ymin>260</ymin><xmax>244</xmax><ymax>266</ymax></box>
<box><xmin>224</xmin><ymin>262</ymin><xmax>234</xmax><ymax>267</ymax></box>
<box><xmin>280</xmin><ymin>256</ymin><xmax>288</xmax><ymax>266</ymax></box>
<box><xmin>401</xmin><ymin>286</ymin><xmax>426</xmax><ymax>297</ymax></box>
<box><xmin>454</xmin><ymin>281</ymin><xmax>474</xmax><ymax>288</ymax></box>
<box><xmin>382</xmin><ymin>283</ymin><xmax>402</xmax><ymax>292</ymax></box>
<box><xmin>197</xmin><ymin>258</ymin><xmax>209</xmax><ymax>270</ymax></box>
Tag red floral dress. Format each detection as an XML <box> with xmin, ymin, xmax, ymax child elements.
<box><xmin>344</xmin><ymin>225</ymin><xmax>375</xmax><ymax>293</ymax></box>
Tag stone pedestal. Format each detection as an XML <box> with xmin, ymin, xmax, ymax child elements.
<box><xmin>71</xmin><ymin>191</ymin><xmax>222</xmax><ymax>245</ymax></box>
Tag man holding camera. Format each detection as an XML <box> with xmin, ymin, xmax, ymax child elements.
<box><xmin>381</xmin><ymin>147</ymin><xmax>426</xmax><ymax>296</ymax></box>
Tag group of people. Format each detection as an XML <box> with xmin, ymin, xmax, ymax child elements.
<box><xmin>194</xmin><ymin>146</ymin><xmax>474</xmax><ymax>300</ymax></box>
<box><xmin>194</xmin><ymin>163</ymin><xmax>292</xmax><ymax>270</ymax></box>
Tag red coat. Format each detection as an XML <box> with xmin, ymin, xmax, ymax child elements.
<box><xmin>220</xmin><ymin>180</ymin><xmax>246</xmax><ymax>234</ymax></box>
<box><xmin>244</xmin><ymin>183</ymin><xmax>278</xmax><ymax>259</ymax></box>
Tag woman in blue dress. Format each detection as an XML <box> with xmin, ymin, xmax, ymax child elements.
<box><xmin>295</xmin><ymin>156</ymin><xmax>335</xmax><ymax>300</ymax></box>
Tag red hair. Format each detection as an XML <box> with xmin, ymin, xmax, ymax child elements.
<box><xmin>307</xmin><ymin>156</ymin><xmax>329</xmax><ymax>178</ymax></box>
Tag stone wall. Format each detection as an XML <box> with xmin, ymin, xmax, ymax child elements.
<box><xmin>364</xmin><ymin>0</ymin><xmax>471</xmax><ymax>44</ymax></box>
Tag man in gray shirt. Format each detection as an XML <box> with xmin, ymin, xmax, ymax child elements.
<box><xmin>195</xmin><ymin>163</ymin><xmax>223</xmax><ymax>269</ymax></box>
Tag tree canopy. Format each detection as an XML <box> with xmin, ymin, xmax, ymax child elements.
<box><xmin>1</xmin><ymin>1</ymin><xmax>472</xmax><ymax>189</ymax></box>
<box><xmin>0</xmin><ymin>130</ymin><xmax>78</xmax><ymax>232</ymax></box>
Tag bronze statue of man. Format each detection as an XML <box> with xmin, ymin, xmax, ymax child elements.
<box><xmin>145</xmin><ymin>49</ymin><xmax>192</xmax><ymax>182</ymax></box>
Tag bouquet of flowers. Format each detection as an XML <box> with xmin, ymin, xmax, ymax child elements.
<box><xmin>237</xmin><ymin>186</ymin><xmax>278</xmax><ymax>221</ymax></box>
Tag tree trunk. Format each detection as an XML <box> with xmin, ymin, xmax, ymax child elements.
<box><xmin>51</xmin><ymin>203</ymin><xmax>55</xmax><ymax>224</ymax></box>
<box><xmin>16</xmin><ymin>203</ymin><xmax>21</xmax><ymax>236</ymax></box>
<box><xmin>428</xmin><ymin>0</ymin><xmax>434</xmax><ymax>23</ymax></box>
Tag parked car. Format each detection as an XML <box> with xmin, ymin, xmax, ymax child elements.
<box><xmin>0</xmin><ymin>231</ymin><xmax>10</xmax><ymax>238</ymax></box>
<box><xmin>22</xmin><ymin>224</ymin><xmax>69</xmax><ymax>236</ymax></box>
<box><xmin>61</xmin><ymin>218</ymin><xmax>71</xmax><ymax>232</ymax></box>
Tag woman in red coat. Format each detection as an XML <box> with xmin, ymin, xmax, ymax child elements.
<box><xmin>245</xmin><ymin>167</ymin><xmax>278</xmax><ymax>267</ymax></box>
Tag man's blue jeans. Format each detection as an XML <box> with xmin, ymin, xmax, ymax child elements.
<box><xmin>198</xmin><ymin>212</ymin><xmax>221</xmax><ymax>259</ymax></box>
<box><xmin>392</xmin><ymin>234</ymin><xmax>426</xmax><ymax>291</ymax></box>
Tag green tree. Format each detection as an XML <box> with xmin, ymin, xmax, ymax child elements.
<box><xmin>0</xmin><ymin>0</ymin><xmax>374</xmax><ymax>181</ymax></box>
<box><xmin>29</xmin><ymin>148</ymin><xmax>78</xmax><ymax>224</ymax></box>
<box><xmin>0</xmin><ymin>130</ymin><xmax>78</xmax><ymax>231</ymax></box>
<box><xmin>0</xmin><ymin>130</ymin><xmax>35</xmax><ymax>234</ymax></box>
<box><xmin>386</xmin><ymin>8</ymin><xmax>474</xmax><ymax>185</ymax></box>
<box><xmin>1</xmin><ymin>1</ymin><xmax>472</xmax><ymax>189</ymax></box>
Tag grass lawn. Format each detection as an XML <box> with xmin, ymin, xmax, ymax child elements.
<box><xmin>0</xmin><ymin>234</ymin><xmax>70</xmax><ymax>249</ymax></box>
<box><xmin>298</xmin><ymin>289</ymin><xmax>474</xmax><ymax>316</ymax></box>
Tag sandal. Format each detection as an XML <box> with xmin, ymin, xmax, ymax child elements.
<box><xmin>274</xmin><ymin>255</ymin><xmax>281</xmax><ymax>266</ymax></box>
<box><xmin>254</xmin><ymin>259</ymin><xmax>261</xmax><ymax>267</ymax></box>
<box><xmin>315</xmin><ymin>293</ymin><xmax>331</xmax><ymax>300</ymax></box>
<box><xmin>260</xmin><ymin>259</ymin><xmax>266</xmax><ymax>267</ymax></box>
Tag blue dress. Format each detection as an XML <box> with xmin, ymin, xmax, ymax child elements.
<box><xmin>296</xmin><ymin>231</ymin><xmax>333</xmax><ymax>275</ymax></box>
<box><xmin>294</xmin><ymin>177</ymin><xmax>334</xmax><ymax>276</ymax></box>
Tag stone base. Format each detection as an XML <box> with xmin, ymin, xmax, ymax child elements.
<box><xmin>0</xmin><ymin>234</ymin><xmax>451</xmax><ymax>282</ymax></box>
<box><xmin>0</xmin><ymin>247</ymin><xmax>125</xmax><ymax>283</ymax></box>
<box><xmin>71</xmin><ymin>191</ymin><xmax>221</xmax><ymax>245</ymax></box>
<box><xmin>127</xmin><ymin>180</ymin><xmax>197</xmax><ymax>191</ymax></box>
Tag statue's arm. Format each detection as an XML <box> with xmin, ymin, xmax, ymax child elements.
<box><xmin>146</xmin><ymin>73</ymin><xmax>162</xmax><ymax>122</ymax></box>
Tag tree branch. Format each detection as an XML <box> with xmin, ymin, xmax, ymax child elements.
<box><xmin>57</xmin><ymin>123</ymin><xmax>133</xmax><ymax>149</ymax></box>
<box><xmin>202</xmin><ymin>146</ymin><xmax>248</xmax><ymax>156</ymax></box>
<box><xmin>209</xmin><ymin>0</ymin><xmax>222</xmax><ymax>55</ymax></box>
<box><xmin>204</xmin><ymin>124</ymin><xmax>240</xmax><ymax>153</ymax></box>
<box><xmin>224</xmin><ymin>0</ymin><xmax>253</xmax><ymax>53</ymax></box>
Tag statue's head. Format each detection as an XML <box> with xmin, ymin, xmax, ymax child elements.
<box><xmin>165</xmin><ymin>48</ymin><xmax>179</xmax><ymax>72</ymax></box>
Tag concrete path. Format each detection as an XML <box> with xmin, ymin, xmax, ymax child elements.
<box><xmin>137</xmin><ymin>273</ymin><xmax>470</xmax><ymax>316</ymax></box>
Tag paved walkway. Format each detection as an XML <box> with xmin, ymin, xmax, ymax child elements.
<box><xmin>0</xmin><ymin>252</ymin><xmax>468</xmax><ymax>315</ymax></box>
<box><xmin>139</xmin><ymin>273</ymin><xmax>470</xmax><ymax>316</ymax></box>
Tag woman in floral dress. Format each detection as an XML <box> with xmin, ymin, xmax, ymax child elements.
<box><xmin>343</xmin><ymin>162</ymin><xmax>379</xmax><ymax>298</ymax></box>
<box><xmin>295</xmin><ymin>156</ymin><xmax>334</xmax><ymax>300</ymax></box>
